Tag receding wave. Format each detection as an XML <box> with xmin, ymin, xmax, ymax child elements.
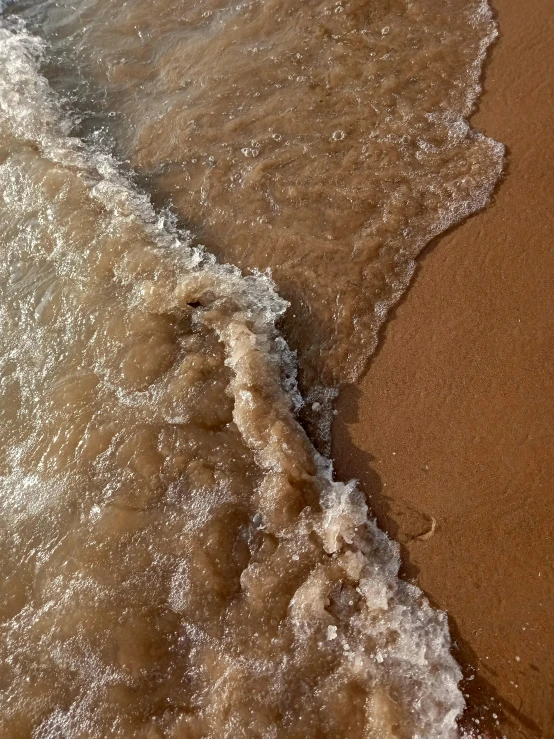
<box><xmin>0</xmin><ymin>17</ymin><xmax>466</xmax><ymax>739</ymax></box>
<box><xmin>5</xmin><ymin>0</ymin><xmax>504</xmax><ymax>394</ymax></box>
<box><xmin>6</xmin><ymin>0</ymin><xmax>504</xmax><ymax>448</ymax></box>
<box><xmin>0</xmin><ymin>0</ymin><xmax>504</xmax><ymax>736</ymax></box>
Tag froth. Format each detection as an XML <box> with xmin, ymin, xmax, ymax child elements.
<box><xmin>0</xmin><ymin>14</ymin><xmax>466</xmax><ymax>738</ymax></box>
<box><xmin>6</xmin><ymin>0</ymin><xmax>504</xmax><ymax>399</ymax></box>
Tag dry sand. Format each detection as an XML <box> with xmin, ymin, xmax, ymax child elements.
<box><xmin>332</xmin><ymin>0</ymin><xmax>553</xmax><ymax>736</ymax></box>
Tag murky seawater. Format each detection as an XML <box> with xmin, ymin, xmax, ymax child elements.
<box><xmin>0</xmin><ymin>1</ymin><xmax>502</xmax><ymax>737</ymax></box>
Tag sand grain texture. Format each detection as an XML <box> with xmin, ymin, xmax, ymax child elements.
<box><xmin>333</xmin><ymin>0</ymin><xmax>554</xmax><ymax>736</ymax></box>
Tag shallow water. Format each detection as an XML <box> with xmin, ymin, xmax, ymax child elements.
<box><xmin>9</xmin><ymin>0</ymin><xmax>503</xmax><ymax>387</ymax></box>
<box><xmin>0</xmin><ymin>2</ymin><xmax>502</xmax><ymax>737</ymax></box>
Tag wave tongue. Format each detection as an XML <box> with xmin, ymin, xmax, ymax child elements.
<box><xmin>0</xmin><ymin>17</ymin><xmax>464</xmax><ymax>739</ymax></box>
<box><xmin>6</xmin><ymin>0</ymin><xmax>504</xmax><ymax>397</ymax></box>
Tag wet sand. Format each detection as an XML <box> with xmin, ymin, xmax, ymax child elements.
<box><xmin>333</xmin><ymin>0</ymin><xmax>554</xmax><ymax>736</ymax></box>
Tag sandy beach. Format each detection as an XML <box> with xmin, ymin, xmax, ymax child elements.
<box><xmin>0</xmin><ymin>0</ymin><xmax>549</xmax><ymax>735</ymax></box>
<box><xmin>333</xmin><ymin>0</ymin><xmax>553</xmax><ymax>736</ymax></box>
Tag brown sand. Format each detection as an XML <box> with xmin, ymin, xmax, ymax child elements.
<box><xmin>333</xmin><ymin>0</ymin><xmax>554</xmax><ymax>737</ymax></box>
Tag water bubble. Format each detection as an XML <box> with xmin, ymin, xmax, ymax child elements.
<box><xmin>331</xmin><ymin>130</ymin><xmax>346</xmax><ymax>141</ymax></box>
<box><xmin>241</xmin><ymin>147</ymin><xmax>259</xmax><ymax>158</ymax></box>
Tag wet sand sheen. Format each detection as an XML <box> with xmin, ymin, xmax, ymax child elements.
<box><xmin>333</xmin><ymin>0</ymin><xmax>554</xmax><ymax>736</ymax></box>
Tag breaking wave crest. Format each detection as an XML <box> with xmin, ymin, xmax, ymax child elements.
<box><xmin>0</xmin><ymin>16</ymin><xmax>469</xmax><ymax>739</ymax></box>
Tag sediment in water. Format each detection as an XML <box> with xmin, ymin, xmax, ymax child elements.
<box><xmin>0</xmin><ymin>1</ymin><xmax>504</xmax><ymax>736</ymax></box>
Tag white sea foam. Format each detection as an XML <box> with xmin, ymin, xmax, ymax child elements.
<box><xmin>0</xmin><ymin>10</ymin><xmax>491</xmax><ymax>738</ymax></box>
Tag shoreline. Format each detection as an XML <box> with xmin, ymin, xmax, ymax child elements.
<box><xmin>332</xmin><ymin>0</ymin><xmax>553</xmax><ymax>736</ymax></box>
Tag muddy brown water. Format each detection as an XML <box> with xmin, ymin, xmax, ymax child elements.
<box><xmin>0</xmin><ymin>1</ymin><xmax>502</xmax><ymax>736</ymax></box>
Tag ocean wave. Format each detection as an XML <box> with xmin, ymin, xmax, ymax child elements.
<box><xmin>0</xmin><ymin>14</ymin><xmax>471</xmax><ymax>738</ymax></box>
